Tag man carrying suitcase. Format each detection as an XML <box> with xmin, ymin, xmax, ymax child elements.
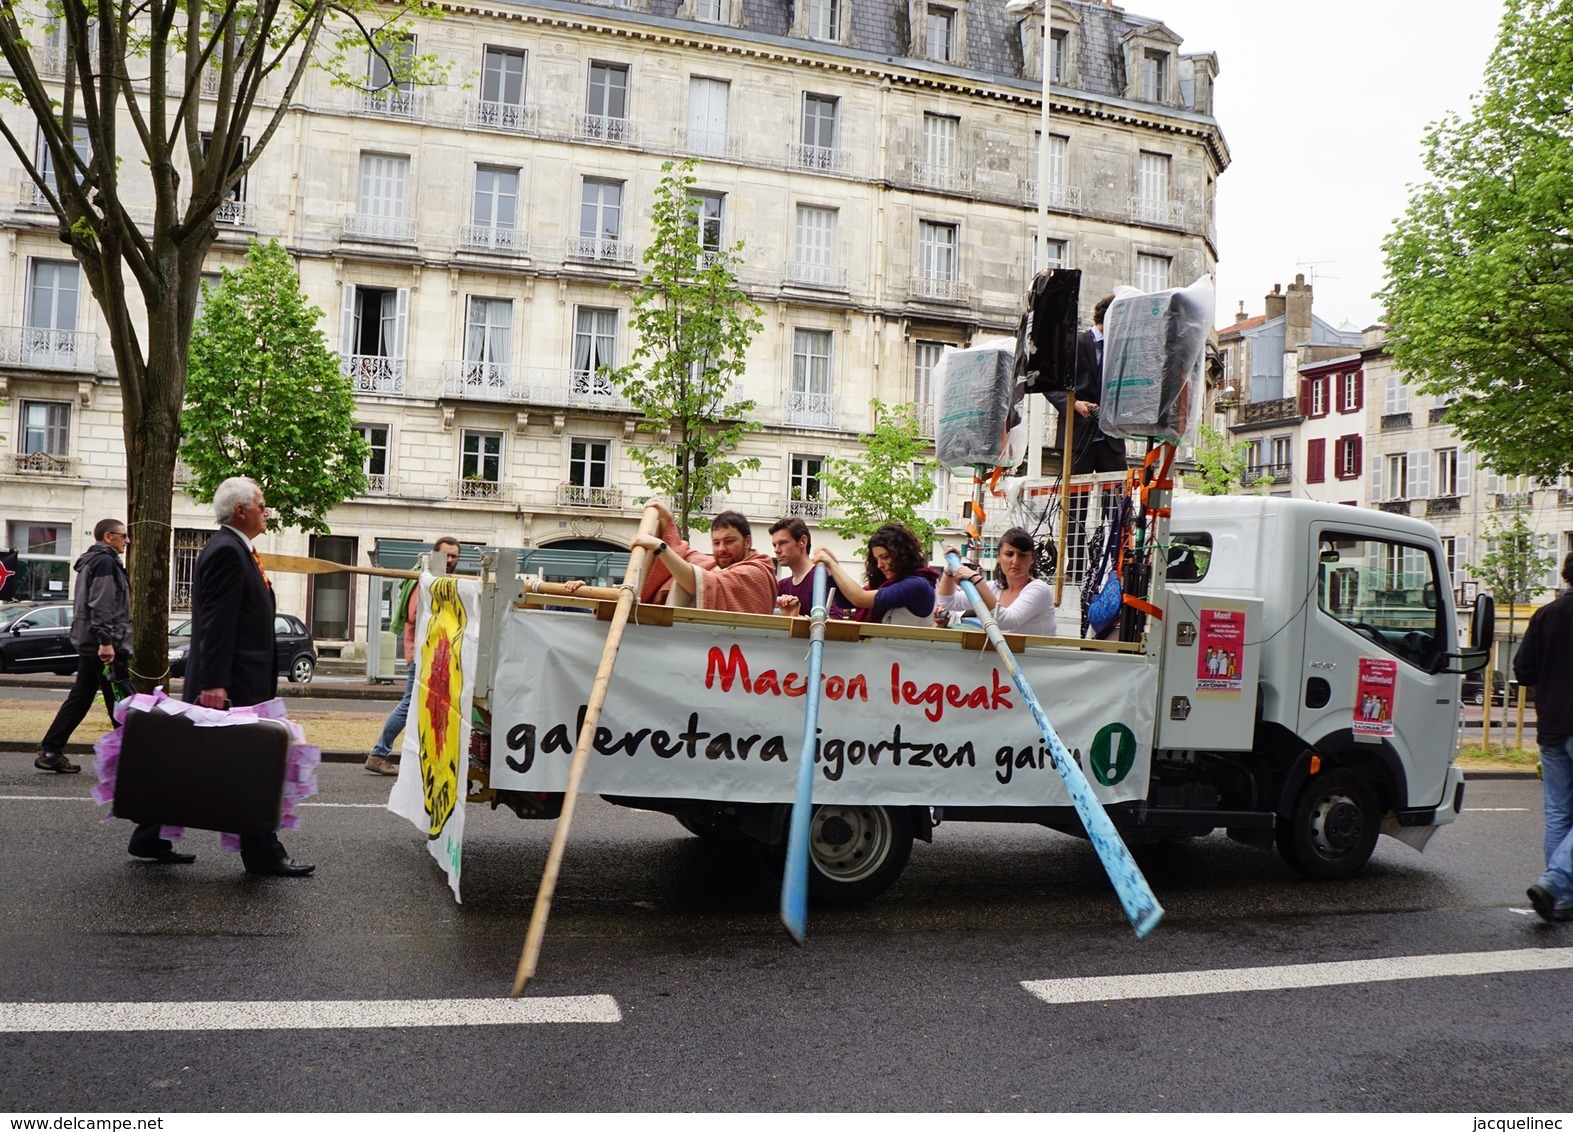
<box><xmin>127</xmin><ymin>476</ymin><xmax>314</xmax><ymax>876</ymax></box>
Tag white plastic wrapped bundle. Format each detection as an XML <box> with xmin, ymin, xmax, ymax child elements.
<box><xmin>1101</xmin><ymin>275</ymin><xmax>1215</xmax><ymax>444</ymax></box>
<box><xmin>934</xmin><ymin>338</ymin><xmax>1025</xmax><ymax>469</ymax></box>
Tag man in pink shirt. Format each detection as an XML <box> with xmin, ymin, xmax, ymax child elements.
<box><xmin>366</xmin><ymin>536</ymin><xmax>459</xmax><ymax>776</ymax></box>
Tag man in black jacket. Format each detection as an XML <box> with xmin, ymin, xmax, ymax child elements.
<box><xmin>34</xmin><ymin>518</ymin><xmax>133</xmax><ymax>774</ymax></box>
<box><xmin>127</xmin><ymin>477</ymin><xmax>313</xmax><ymax>876</ymax></box>
<box><xmin>1046</xmin><ymin>294</ymin><xmax>1127</xmax><ymax>475</ymax></box>
<box><xmin>1517</xmin><ymin>552</ymin><xmax>1573</xmax><ymax>923</ymax></box>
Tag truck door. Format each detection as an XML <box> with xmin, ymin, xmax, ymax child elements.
<box><xmin>1298</xmin><ymin>526</ymin><xmax>1456</xmax><ymax>810</ymax></box>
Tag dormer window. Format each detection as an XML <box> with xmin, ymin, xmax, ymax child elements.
<box><xmin>926</xmin><ymin>6</ymin><xmax>955</xmax><ymax>61</ymax></box>
<box><xmin>1143</xmin><ymin>49</ymin><xmax>1170</xmax><ymax>102</ymax></box>
<box><xmin>809</xmin><ymin>0</ymin><xmax>839</xmax><ymax>40</ymax></box>
<box><xmin>1050</xmin><ymin>29</ymin><xmax>1067</xmax><ymax>82</ymax></box>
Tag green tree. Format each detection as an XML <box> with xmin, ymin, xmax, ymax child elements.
<box><xmin>1184</xmin><ymin>422</ymin><xmax>1254</xmax><ymax>495</ymax></box>
<box><xmin>1469</xmin><ymin>502</ymin><xmax>1556</xmax><ymax>666</ymax></box>
<box><xmin>1379</xmin><ymin>0</ymin><xmax>1573</xmax><ymax>480</ymax></box>
<box><xmin>610</xmin><ymin>160</ymin><xmax>763</xmax><ymax>539</ymax></box>
<box><xmin>182</xmin><ymin>239</ymin><xmax>367</xmax><ymax>532</ymax></box>
<box><xmin>822</xmin><ymin>400</ymin><xmax>942</xmax><ymax>549</ymax></box>
<box><xmin>0</xmin><ymin>0</ymin><xmax>438</xmax><ymax>687</ymax></box>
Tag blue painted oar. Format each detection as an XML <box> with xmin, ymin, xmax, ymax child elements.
<box><xmin>944</xmin><ymin>550</ymin><xmax>1164</xmax><ymax>938</ymax></box>
<box><xmin>781</xmin><ymin>565</ymin><xmax>830</xmax><ymax>943</ymax></box>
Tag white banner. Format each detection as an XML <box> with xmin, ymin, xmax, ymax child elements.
<box><xmin>388</xmin><ymin>574</ymin><xmax>481</xmax><ymax>901</ymax></box>
<box><xmin>491</xmin><ymin>611</ymin><xmax>1157</xmax><ymax>808</ymax></box>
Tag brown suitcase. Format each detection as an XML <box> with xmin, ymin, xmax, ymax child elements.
<box><xmin>111</xmin><ymin>707</ymin><xmax>290</xmax><ymax>837</ymax></box>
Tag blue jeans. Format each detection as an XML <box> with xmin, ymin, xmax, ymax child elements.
<box><xmin>372</xmin><ymin>663</ymin><xmax>416</xmax><ymax>759</ymax></box>
<box><xmin>1538</xmin><ymin>735</ymin><xmax>1573</xmax><ymax>905</ymax></box>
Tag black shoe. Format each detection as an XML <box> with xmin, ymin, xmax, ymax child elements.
<box><xmin>1527</xmin><ymin>884</ymin><xmax>1572</xmax><ymax>923</ymax></box>
<box><xmin>130</xmin><ymin>847</ymin><xmax>197</xmax><ymax>864</ymax></box>
<box><xmin>34</xmin><ymin>751</ymin><xmax>81</xmax><ymax>774</ymax></box>
<box><xmin>245</xmin><ymin>858</ymin><xmax>315</xmax><ymax>877</ymax></box>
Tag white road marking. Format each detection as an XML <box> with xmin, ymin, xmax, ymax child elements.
<box><xmin>1022</xmin><ymin>947</ymin><xmax>1573</xmax><ymax>1006</ymax></box>
<box><xmin>0</xmin><ymin>795</ymin><xmax>93</xmax><ymax>802</ymax></box>
<box><xmin>1469</xmin><ymin>807</ymin><xmax>1530</xmax><ymax>812</ymax></box>
<box><xmin>0</xmin><ymin>995</ymin><xmax>622</xmax><ymax>1032</ymax></box>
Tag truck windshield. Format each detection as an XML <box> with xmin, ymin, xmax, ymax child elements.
<box><xmin>1317</xmin><ymin>535</ymin><xmax>1444</xmax><ymax>670</ymax></box>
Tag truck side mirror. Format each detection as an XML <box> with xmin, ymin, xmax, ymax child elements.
<box><xmin>1422</xmin><ymin>582</ymin><xmax>1438</xmax><ymax>610</ymax></box>
<box><xmin>1470</xmin><ymin>593</ymin><xmax>1495</xmax><ymax>651</ymax></box>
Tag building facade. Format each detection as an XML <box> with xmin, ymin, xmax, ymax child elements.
<box><xmin>0</xmin><ymin>0</ymin><xmax>1225</xmax><ymax>654</ymax></box>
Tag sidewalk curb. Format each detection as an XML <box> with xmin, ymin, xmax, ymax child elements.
<box><xmin>0</xmin><ymin>674</ymin><xmax>401</xmax><ymax>702</ymax></box>
<box><xmin>2</xmin><ymin>740</ymin><xmax>370</xmax><ymax>765</ymax></box>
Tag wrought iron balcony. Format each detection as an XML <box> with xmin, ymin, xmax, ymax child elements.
<box><xmin>459</xmin><ymin>225</ymin><xmax>529</xmax><ymax>254</ymax></box>
<box><xmin>676</xmin><ymin>128</ymin><xmax>741</xmax><ymax>158</ymax></box>
<box><xmin>1237</xmin><ymin>397</ymin><xmax>1301</xmax><ymax>426</ymax></box>
<box><xmin>17</xmin><ymin>175</ymin><xmax>53</xmax><ymax>210</ymax></box>
<box><xmin>467</xmin><ymin>99</ymin><xmax>537</xmax><ymax>134</ymax></box>
<box><xmin>917</xmin><ymin>402</ymin><xmax>936</xmax><ymax>437</ymax></box>
<box><xmin>1128</xmin><ymin>196</ymin><xmax>1185</xmax><ymax>227</ymax></box>
<box><xmin>1426</xmin><ymin>496</ymin><xmax>1461</xmax><ymax>515</ymax></box>
<box><xmin>565</xmin><ymin>236</ymin><xmax>635</xmax><ymax>264</ymax></box>
<box><xmin>573</xmin><ymin>114</ymin><xmax>638</xmax><ymax>145</ymax></box>
<box><xmin>1246</xmin><ymin>461</ymin><xmax>1293</xmax><ymax>485</ymax></box>
<box><xmin>442</xmin><ymin>359</ymin><xmax>522</xmax><ymax>401</ymax></box>
<box><xmin>361</xmin><ymin>473</ymin><xmax>393</xmax><ymax>496</ymax></box>
<box><xmin>358</xmin><ymin>89</ymin><xmax>425</xmax><ymax>120</ymax></box>
<box><xmin>1429</xmin><ymin>405</ymin><xmax>1450</xmax><ymax>425</ymax></box>
<box><xmin>785</xmin><ymin>261</ymin><xmax>848</xmax><ymax>289</ymax></box>
<box><xmin>453</xmin><ymin>478</ymin><xmax>512</xmax><ymax>502</ymax></box>
<box><xmin>1381</xmin><ymin>412</ymin><xmax>1413</xmax><ymax>430</ymax></box>
<box><xmin>341</xmin><ymin>355</ymin><xmax>407</xmax><ymax>396</ymax></box>
<box><xmin>784</xmin><ymin>390</ymin><xmax>839</xmax><ymax>430</ymax></box>
<box><xmin>0</xmin><ymin>325</ymin><xmax>96</xmax><ymax>371</ymax></box>
<box><xmin>215</xmin><ymin>199</ymin><xmax>253</xmax><ymax>226</ymax></box>
<box><xmin>910</xmin><ymin>275</ymin><xmax>971</xmax><ymax>303</ymax></box>
<box><xmin>783</xmin><ymin>495</ymin><xmax>829</xmax><ymax>520</ymax></box>
<box><xmin>911</xmin><ymin>163</ymin><xmax>971</xmax><ymax>192</ymax></box>
<box><xmin>343</xmin><ymin>213</ymin><xmax>416</xmax><ymax>243</ymax></box>
<box><xmin>1378</xmin><ymin>499</ymin><xmax>1412</xmax><ymax>515</ymax></box>
<box><xmin>1020</xmin><ymin>179</ymin><xmax>1083</xmax><ymax>211</ymax></box>
<box><xmin>789</xmin><ymin>144</ymin><xmax>849</xmax><ymax>173</ymax></box>
<box><xmin>6</xmin><ymin>451</ymin><xmax>76</xmax><ymax>476</ymax></box>
<box><xmin>557</xmin><ymin>483</ymin><xmax>622</xmax><ymax>509</ymax></box>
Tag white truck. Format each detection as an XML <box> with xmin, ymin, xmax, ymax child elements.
<box><xmin>461</xmin><ymin>493</ymin><xmax>1492</xmax><ymax>903</ymax></box>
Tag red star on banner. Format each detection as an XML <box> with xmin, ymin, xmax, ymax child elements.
<box><xmin>0</xmin><ymin>558</ymin><xmax>13</xmax><ymax>592</ymax></box>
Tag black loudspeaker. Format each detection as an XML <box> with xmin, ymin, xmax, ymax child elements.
<box><xmin>112</xmin><ymin>708</ymin><xmax>289</xmax><ymax>837</ymax></box>
<box><xmin>1018</xmin><ymin>268</ymin><xmax>1081</xmax><ymax>395</ymax></box>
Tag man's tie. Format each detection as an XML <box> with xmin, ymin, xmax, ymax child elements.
<box><xmin>251</xmin><ymin>548</ymin><xmax>272</xmax><ymax>590</ymax></box>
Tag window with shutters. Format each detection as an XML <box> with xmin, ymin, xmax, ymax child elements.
<box><xmin>1136</xmin><ymin>253</ymin><xmax>1169</xmax><ymax>293</ymax></box>
<box><xmin>1387</xmin><ymin>453</ymin><xmax>1409</xmax><ymax>500</ymax></box>
<box><xmin>913</xmin><ymin>341</ymin><xmax>944</xmax><ymax>435</ymax></box>
<box><xmin>352</xmin><ymin>154</ymin><xmax>412</xmax><ymax>242</ymax></box>
<box><xmin>1435</xmin><ymin>448</ymin><xmax>1458</xmax><ymax>497</ymax></box>
<box><xmin>1309</xmin><ymin>378</ymin><xmax>1327</xmax><ymax>417</ymax></box>
<box><xmin>790</xmin><ymin>205</ymin><xmax>840</xmax><ymax>287</ymax></box>
<box><xmin>1386</xmin><ymin>376</ymin><xmax>1410</xmax><ymax>413</ymax></box>
<box><xmin>1340</xmin><ymin>370</ymin><xmax>1361</xmax><ymax>412</ymax></box>
<box><xmin>1142</xmin><ymin>49</ymin><xmax>1169</xmax><ymax>102</ymax></box>
<box><xmin>1136</xmin><ymin>151</ymin><xmax>1169</xmax><ymax>217</ymax></box>
<box><xmin>919</xmin><ymin>114</ymin><xmax>960</xmax><ymax>188</ymax></box>
<box><xmin>685</xmin><ymin>77</ymin><xmax>731</xmax><ymax>156</ymax></box>
<box><xmin>340</xmin><ymin>283</ymin><xmax>410</xmax><ymax>394</ymax></box>
<box><xmin>1306</xmin><ymin>438</ymin><xmax>1326</xmax><ymax>484</ymax></box>
<box><xmin>20</xmin><ymin>400</ymin><xmax>70</xmax><ymax>458</ymax></box>
<box><xmin>926</xmin><ymin>6</ymin><xmax>955</xmax><ymax>62</ymax></box>
<box><xmin>1336</xmin><ymin>435</ymin><xmax>1361</xmax><ymax>479</ymax></box>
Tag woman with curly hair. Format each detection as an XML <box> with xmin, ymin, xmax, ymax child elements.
<box><xmin>934</xmin><ymin>526</ymin><xmax>1059</xmax><ymax>636</ymax></box>
<box><xmin>810</xmin><ymin>522</ymin><xmax>939</xmax><ymax>625</ymax></box>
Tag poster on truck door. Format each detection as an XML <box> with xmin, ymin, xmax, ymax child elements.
<box><xmin>491</xmin><ymin>610</ymin><xmax>1159</xmax><ymax>808</ymax></box>
<box><xmin>1353</xmin><ymin>656</ymin><xmax>1397</xmax><ymax>741</ymax></box>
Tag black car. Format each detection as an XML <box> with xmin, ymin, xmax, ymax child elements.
<box><xmin>168</xmin><ymin>613</ymin><xmax>318</xmax><ymax>684</ymax></box>
<box><xmin>1461</xmin><ymin>671</ymin><xmax>1533</xmax><ymax>707</ymax></box>
<box><xmin>0</xmin><ymin>602</ymin><xmax>78</xmax><ymax>675</ymax></box>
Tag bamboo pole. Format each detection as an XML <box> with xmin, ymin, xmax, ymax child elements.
<box><xmin>256</xmin><ymin>552</ymin><xmax>417</xmax><ymax>580</ymax></box>
<box><xmin>511</xmin><ymin>504</ymin><xmax>662</xmax><ymax>995</ymax></box>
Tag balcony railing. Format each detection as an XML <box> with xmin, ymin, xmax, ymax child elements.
<box><xmin>467</xmin><ymin>99</ymin><xmax>537</xmax><ymax>134</ymax></box>
<box><xmin>1429</xmin><ymin>405</ymin><xmax>1451</xmax><ymax>425</ymax></box>
<box><xmin>359</xmin><ymin>89</ymin><xmax>425</xmax><ymax>119</ymax></box>
<box><xmin>215</xmin><ymin>199</ymin><xmax>253</xmax><ymax>226</ymax></box>
<box><xmin>910</xmin><ymin>276</ymin><xmax>970</xmax><ymax>303</ymax></box>
<box><xmin>459</xmin><ymin>225</ymin><xmax>529</xmax><ymax>254</ymax></box>
<box><xmin>1129</xmin><ymin>196</ymin><xmax>1185</xmax><ymax>227</ymax></box>
<box><xmin>917</xmin><ymin>402</ymin><xmax>936</xmax><ymax>437</ymax></box>
<box><xmin>676</xmin><ymin>128</ymin><xmax>741</xmax><ymax>158</ymax></box>
<box><xmin>341</xmin><ymin>355</ymin><xmax>407</xmax><ymax>396</ymax></box>
<box><xmin>789</xmin><ymin>143</ymin><xmax>849</xmax><ymax>173</ymax></box>
<box><xmin>1238</xmin><ymin>397</ymin><xmax>1301</xmax><ymax>426</ymax></box>
<box><xmin>785</xmin><ymin>261</ymin><xmax>848</xmax><ymax>289</ymax></box>
<box><xmin>1246</xmin><ymin>461</ymin><xmax>1293</xmax><ymax>485</ymax></box>
<box><xmin>573</xmin><ymin>114</ymin><xmax>638</xmax><ymax>145</ymax></box>
<box><xmin>453</xmin><ymin>478</ymin><xmax>511</xmax><ymax>502</ymax></box>
<box><xmin>911</xmin><ymin>163</ymin><xmax>971</xmax><ymax>192</ymax></box>
<box><xmin>557</xmin><ymin>483</ymin><xmax>622</xmax><ymax>509</ymax></box>
<box><xmin>442</xmin><ymin>359</ymin><xmax>523</xmax><ymax>401</ymax></box>
<box><xmin>784</xmin><ymin>390</ymin><xmax>839</xmax><ymax>430</ymax></box>
<box><xmin>362</xmin><ymin>473</ymin><xmax>393</xmax><ymax>496</ymax></box>
<box><xmin>784</xmin><ymin>496</ymin><xmax>830</xmax><ymax>520</ymax></box>
<box><xmin>1381</xmin><ymin>411</ymin><xmax>1413</xmax><ymax>431</ymax></box>
<box><xmin>1426</xmin><ymin>496</ymin><xmax>1461</xmax><ymax>515</ymax></box>
<box><xmin>0</xmin><ymin>325</ymin><xmax>96</xmax><ymax>371</ymax></box>
<box><xmin>6</xmin><ymin>451</ymin><xmax>76</xmax><ymax>476</ymax></box>
<box><xmin>565</xmin><ymin>236</ymin><xmax>635</xmax><ymax>264</ymax></box>
<box><xmin>17</xmin><ymin>175</ymin><xmax>53</xmax><ymax>210</ymax></box>
<box><xmin>1021</xmin><ymin>179</ymin><xmax>1083</xmax><ymax>211</ymax></box>
<box><xmin>1378</xmin><ymin>499</ymin><xmax>1412</xmax><ymax>515</ymax></box>
<box><xmin>343</xmin><ymin>213</ymin><xmax>416</xmax><ymax>243</ymax></box>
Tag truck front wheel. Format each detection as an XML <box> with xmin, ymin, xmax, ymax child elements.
<box><xmin>1276</xmin><ymin>769</ymin><xmax>1380</xmax><ymax>880</ymax></box>
<box><xmin>766</xmin><ymin>804</ymin><xmax>914</xmax><ymax>904</ymax></box>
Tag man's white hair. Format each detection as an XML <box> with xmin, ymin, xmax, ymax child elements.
<box><xmin>213</xmin><ymin>476</ymin><xmax>260</xmax><ymax>524</ymax></box>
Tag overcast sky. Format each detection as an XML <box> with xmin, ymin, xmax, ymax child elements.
<box><xmin>1133</xmin><ymin>0</ymin><xmax>1507</xmax><ymax>331</ymax></box>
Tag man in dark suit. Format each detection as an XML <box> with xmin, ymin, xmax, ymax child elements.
<box><xmin>1047</xmin><ymin>293</ymin><xmax>1127</xmax><ymax>475</ymax></box>
<box><xmin>127</xmin><ymin>476</ymin><xmax>314</xmax><ymax>876</ymax></box>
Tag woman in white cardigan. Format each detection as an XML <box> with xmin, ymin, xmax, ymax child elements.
<box><xmin>935</xmin><ymin>526</ymin><xmax>1059</xmax><ymax>637</ymax></box>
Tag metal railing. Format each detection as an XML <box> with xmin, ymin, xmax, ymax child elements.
<box><xmin>442</xmin><ymin>359</ymin><xmax>522</xmax><ymax>400</ymax></box>
<box><xmin>783</xmin><ymin>496</ymin><xmax>829</xmax><ymax>519</ymax></box>
<box><xmin>453</xmin><ymin>478</ymin><xmax>512</xmax><ymax>502</ymax></box>
<box><xmin>784</xmin><ymin>390</ymin><xmax>839</xmax><ymax>430</ymax></box>
<box><xmin>1378</xmin><ymin>499</ymin><xmax>1412</xmax><ymax>515</ymax></box>
<box><xmin>1021</xmin><ymin>179</ymin><xmax>1083</xmax><ymax>211</ymax></box>
<box><xmin>1238</xmin><ymin>397</ymin><xmax>1301</xmax><ymax>426</ymax></box>
<box><xmin>573</xmin><ymin>114</ymin><xmax>638</xmax><ymax>144</ymax></box>
<box><xmin>917</xmin><ymin>402</ymin><xmax>936</xmax><ymax>437</ymax></box>
<box><xmin>1381</xmin><ymin>411</ymin><xmax>1413</xmax><ymax>431</ymax></box>
<box><xmin>910</xmin><ymin>276</ymin><xmax>970</xmax><ymax>303</ymax></box>
<box><xmin>17</xmin><ymin>176</ymin><xmax>53</xmax><ymax>210</ymax></box>
<box><xmin>215</xmin><ymin>199</ymin><xmax>253</xmax><ymax>226</ymax></box>
<box><xmin>565</xmin><ymin>236</ymin><xmax>635</xmax><ymax>264</ymax></box>
<box><xmin>467</xmin><ymin>99</ymin><xmax>537</xmax><ymax>134</ymax></box>
<box><xmin>6</xmin><ymin>451</ymin><xmax>75</xmax><ymax>476</ymax></box>
<box><xmin>341</xmin><ymin>355</ymin><xmax>407</xmax><ymax>396</ymax></box>
<box><xmin>675</xmin><ymin>128</ymin><xmax>741</xmax><ymax>158</ymax></box>
<box><xmin>557</xmin><ymin>483</ymin><xmax>622</xmax><ymax>509</ymax></box>
<box><xmin>459</xmin><ymin>225</ymin><xmax>529</xmax><ymax>254</ymax></box>
<box><xmin>1246</xmin><ymin>461</ymin><xmax>1293</xmax><ymax>485</ymax></box>
<box><xmin>1426</xmin><ymin>496</ymin><xmax>1461</xmax><ymax>515</ymax></box>
<box><xmin>359</xmin><ymin>89</ymin><xmax>425</xmax><ymax>119</ymax></box>
<box><xmin>1128</xmin><ymin>196</ymin><xmax>1185</xmax><ymax>227</ymax></box>
<box><xmin>0</xmin><ymin>325</ymin><xmax>96</xmax><ymax>371</ymax></box>
<box><xmin>789</xmin><ymin>143</ymin><xmax>849</xmax><ymax>173</ymax></box>
<box><xmin>911</xmin><ymin>163</ymin><xmax>971</xmax><ymax>192</ymax></box>
<box><xmin>362</xmin><ymin>473</ymin><xmax>393</xmax><ymax>496</ymax></box>
<box><xmin>785</xmin><ymin>261</ymin><xmax>848</xmax><ymax>289</ymax></box>
<box><xmin>343</xmin><ymin>214</ymin><xmax>416</xmax><ymax>243</ymax></box>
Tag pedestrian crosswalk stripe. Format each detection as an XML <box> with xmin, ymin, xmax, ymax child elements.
<box><xmin>0</xmin><ymin>995</ymin><xmax>622</xmax><ymax>1032</ymax></box>
<box><xmin>1022</xmin><ymin>947</ymin><xmax>1573</xmax><ymax>1006</ymax></box>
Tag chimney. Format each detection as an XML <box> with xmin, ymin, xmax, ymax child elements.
<box><xmin>1285</xmin><ymin>272</ymin><xmax>1312</xmax><ymax>348</ymax></box>
<box><xmin>1264</xmin><ymin>283</ymin><xmax>1285</xmax><ymax>322</ymax></box>
<box><xmin>1234</xmin><ymin>300</ymin><xmax>1247</xmax><ymax>322</ymax></box>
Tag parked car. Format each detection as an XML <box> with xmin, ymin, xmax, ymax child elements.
<box><xmin>1461</xmin><ymin>671</ymin><xmax>1535</xmax><ymax>707</ymax></box>
<box><xmin>168</xmin><ymin>613</ymin><xmax>318</xmax><ymax>684</ymax></box>
<box><xmin>0</xmin><ymin>602</ymin><xmax>78</xmax><ymax>675</ymax></box>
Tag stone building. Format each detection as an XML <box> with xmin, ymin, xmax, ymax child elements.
<box><xmin>0</xmin><ymin>0</ymin><xmax>1224</xmax><ymax>656</ymax></box>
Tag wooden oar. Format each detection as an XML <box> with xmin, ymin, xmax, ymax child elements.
<box><xmin>780</xmin><ymin>565</ymin><xmax>829</xmax><ymax>944</ymax></box>
<box><xmin>944</xmin><ymin>548</ymin><xmax>1164</xmax><ymax>939</ymax></box>
<box><xmin>512</xmin><ymin>503</ymin><xmax>662</xmax><ymax>995</ymax></box>
<box><xmin>257</xmin><ymin>552</ymin><xmax>417</xmax><ymax>580</ymax></box>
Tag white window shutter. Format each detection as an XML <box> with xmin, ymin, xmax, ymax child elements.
<box><xmin>1412</xmin><ymin>449</ymin><xmax>1431</xmax><ymax>499</ymax></box>
<box><xmin>1456</xmin><ymin>535</ymin><xmax>1470</xmax><ymax>586</ymax></box>
<box><xmin>340</xmin><ymin>283</ymin><xmax>357</xmax><ymax>354</ymax></box>
<box><xmin>1457</xmin><ymin>449</ymin><xmax>1471</xmax><ymax>497</ymax></box>
<box><xmin>1369</xmin><ymin>451</ymin><xmax>1382</xmax><ymax>502</ymax></box>
<box><xmin>394</xmin><ymin>287</ymin><xmax>410</xmax><ymax>359</ymax></box>
<box><xmin>1485</xmin><ymin>468</ymin><xmax>1500</xmax><ymax>494</ymax></box>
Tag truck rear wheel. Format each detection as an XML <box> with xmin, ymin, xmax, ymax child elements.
<box><xmin>766</xmin><ymin>804</ymin><xmax>914</xmax><ymax>904</ymax></box>
<box><xmin>1276</xmin><ymin>769</ymin><xmax>1380</xmax><ymax>880</ymax></box>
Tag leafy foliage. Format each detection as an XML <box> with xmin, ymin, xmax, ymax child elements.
<box><xmin>1184</xmin><ymin>422</ymin><xmax>1257</xmax><ymax>495</ymax></box>
<box><xmin>1380</xmin><ymin>0</ymin><xmax>1573</xmax><ymax>479</ymax></box>
<box><xmin>609</xmin><ymin>160</ymin><xmax>763</xmax><ymax>539</ymax></box>
<box><xmin>183</xmin><ymin>239</ymin><xmax>368</xmax><ymax>533</ymax></box>
<box><xmin>822</xmin><ymin>400</ymin><xmax>942</xmax><ymax>549</ymax></box>
<box><xmin>1469</xmin><ymin>504</ymin><xmax>1556</xmax><ymax>609</ymax></box>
